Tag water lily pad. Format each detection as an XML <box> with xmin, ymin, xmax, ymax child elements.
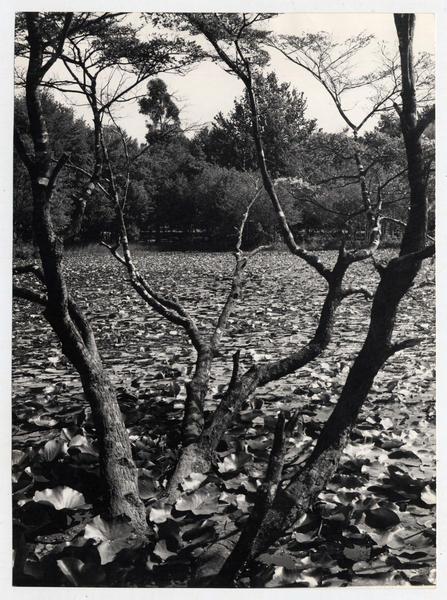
<box><xmin>33</xmin><ymin>486</ymin><xmax>86</xmax><ymax>510</ymax></box>
<box><xmin>29</xmin><ymin>414</ymin><xmax>58</xmax><ymax>428</ymax></box>
<box><xmin>259</xmin><ymin>552</ymin><xmax>297</xmax><ymax>569</ymax></box>
<box><xmin>84</xmin><ymin>514</ymin><xmax>133</xmax><ymax>542</ymax></box>
<box><xmin>175</xmin><ymin>487</ymin><xmax>220</xmax><ymax>515</ymax></box>
<box><xmin>12</xmin><ymin>449</ymin><xmax>27</xmax><ymax>466</ymax></box>
<box><xmin>180</xmin><ymin>472</ymin><xmax>208</xmax><ymax>492</ymax></box>
<box><xmin>84</xmin><ymin>515</ymin><xmax>134</xmax><ymax>565</ymax></box>
<box><xmin>217</xmin><ymin>452</ymin><xmax>252</xmax><ymax>474</ymax></box>
<box><xmin>420</xmin><ymin>484</ymin><xmax>436</xmax><ymax>505</ymax></box>
<box><xmin>153</xmin><ymin>539</ymin><xmax>177</xmax><ymax>561</ymax></box>
<box><xmin>138</xmin><ymin>476</ymin><xmax>158</xmax><ymax>500</ymax></box>
<box><xmin>365</xmin><ymin>507</ymin><xmax>401</xmax><ymax>530</ymax></box>
<box><xmin>57</xmin><ymin>557</ymin><xmax>105</xmax><ymax>586</ymax></box>
<box><xmin>148</xmin><ymin>502</ymin><xmax>172</xmax><ymax>524</ymax></box>
<box><xmin>40</xmin><ymin>438</ymin><xmax>67</xmax><ymax>461</ymax></box>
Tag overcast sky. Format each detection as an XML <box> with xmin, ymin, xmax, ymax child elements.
<box><xmin>49</xmin><ymin>13</ymin><xmax>435</xmax><ymax>142</ymax></box>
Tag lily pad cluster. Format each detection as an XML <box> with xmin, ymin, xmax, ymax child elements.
<box><xmin>12</xmin><ymin>251</ymin><xmax>435</xmax><ymax>586</ymax></box>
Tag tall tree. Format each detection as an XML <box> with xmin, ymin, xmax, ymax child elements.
<box><xmin>139</xmin><ymin>77</ymin><xmax>181</xmax><ymax>144</ymax></box>
<box><xmin>195</xmin><ymin>71</ymin><xmax>316</xmax><ymax>177</ymax></box>
<box><xmin>13</xmin><ymin>13</ymin><xmax>148</xmax><ymax>531</ymax></box>
<box><xmin>176</xmin><ymin>12</ymin><xmax>434</xmax><ymax>584</ymax></box>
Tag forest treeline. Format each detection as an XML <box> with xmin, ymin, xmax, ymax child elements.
<box><xmin>14</xmin><ymin>72</ymin><xmax>434</xmax><ymax>250</ymax></box>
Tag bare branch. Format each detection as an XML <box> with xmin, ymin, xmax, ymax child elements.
<box><xmin>67</xmin><ymin>299</ymin><xmax>99</xmax><ymax>358</ymax></box>
<box><xmin>246</xmin><ymin>244</ymin><xmax>273</xmax><ymax>259</ymax></box>
<box><xmin>48</xmin><ymin>152</ymin><xmax>69</xmax><ymax>195</ymax></box>
<box><xmin>40</xmin><ymin>13</ymin><xmax>74</xmax><ymax>78</ymax></box>
<box><xmin>388</xmin><ymin>336</ymin><xmax>423</xmax><ymax>356</ymax></box>
<box><xmin>415</xmin><ymin>105</ymin><xmax>435</xmax><ymax>137</ymax></box>
<box><xmin>346</xmin><ymin>217</ymin><xmax>382</xmax><ymax>263</ymax></box>
<box><xmin>212</xmin><ymin>410</ymin><xmax>301</xmax><ymax>586</ymax></box>
<box><xmin>13</xmin><ymin>285</ymin><xmax>47</xmax><ymax>306</ymax></box>
<box><xmin>340</xmin><ymin>286</ymin><xmax>374</xmax><ymax>300</ymax></box>
<box><xmin>398</xmin><ymin>244</ymin><xmax>435</xmax><ymax>264</ymax></box>
<box><xmin>14</xmin><ymin>128</ymin><xmax>34</xmax><ymax>173</ymax></box>
<box><xmin>210</xmin><ymin>189</ymin><xmax>265</xmax><ymax>354</ymax></box>
<box><xmin>381</xmin><ymin>216</ymin><xmax>434</xmax><ymax>243</ymax></box>
<box><xmin>100</xmin><ymin>241</ymin><xmax>126</xmax><ymax>266</ymax></box>
<box><xmin>228</xmin><ymin>350</ymin><xmax>241</xmax><ymax>394</ymax></box>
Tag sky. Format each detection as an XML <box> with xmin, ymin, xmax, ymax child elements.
<box><xmin>53</xmin><ymin>12</ymin><xmax>435</xmax><ymax>143</ymax></box>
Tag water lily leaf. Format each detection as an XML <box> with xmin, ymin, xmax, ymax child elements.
<box><xmin>365</xmin><ymin>507</ymin><xmax>401</xmax><ymax>530</ymax></box>
<box><xmin>181</xmin><ymin>520</ymin><xmax>215</xmax><ymax>547</ymax></box>
<box><xmin>33</xmin><ymin>486</ymin><xmax>86</xmax><ymax>510</ymax></box>
<box><xmin>68</xmin><ymin>434</ymin><xmax>97</xmax><ymax>454</ymax></box>
<box><xmin>259</xmin><ymin>552</ymin><xmax>297</xmax><ymax>569</ymax></box>
<box><xmin>148</xmin><ymin>502</ymin><xmax>172</xmax><ymax>524</ymax></box>
<box><xmin>175</xmin><ymin>487</ymin><xmax>220</xmax><ymax>515</ymax></box>
<box><xmin>343</xmin><ymin>442</ymin><xmax>375</xmax><ymax>461</ymax></box>
<box><xmin>217</xmin><ymin>452</ymin><xmax>252</xmax><ymax>474</ymax></box>
<box><xmin>84</xmin><ymin>514</ymin><xmax>133</xmax><ymax>542</ymax></box>
<box><xmin>421</xmin><ymin>484</ymin><xmax>436</xmax><ymax>505</ymax></box>
<box><xmin>138</xmin><ymin>476</ymin><xmax>158</xmax><ymax>500</ymax></box>
<box><xmin>57</xmin><ymin>557</ymin><xmax>105</xmax><ymax>586</ymax></box>
<box><xmin>29</xmin><ymin>414</ymin><xmax>58</xmax><ymax>428</ymax></box>
<box><xmin>153</xmin><ymin>539</ymin><xmax>177</xmax><ymax>561</ymax></box>
<box><xmin>343</xmin><ymin>543</ymin><xmax>371</xmax><ymax>561</ymax></box>
<box><xmin>180</xmin><ymin>472</ymin><xmax>208</xmax><ymax>492</ymax></box>
<box><xmin>235</xmin><ymin>494</ymin><xmax>250</xmax><ymax>512</ymax></box>
<box><xmin>40</xmin><ymin>438</ymin><xmax>67</xmax><ymax>461</ymax></box>
<box><xmin>83</xmin><ymin>515</ymin><xmax>134</xmax><ymax>565</ymax></box>
<box><xmin>380</xmin><ymin>417</ymin><xmax>394</xmax><ymax>430</ymax></box>
<box><xmin>12</xmin><ymin>449</ymin><xmax>27</xmax><ymax>466</ymax></box>
<box><xmin>388</xmin><ymin>449</ymin><xmax>421</xmax><ymax>466</ymax></box>
<box><xmin>157</xmin><ymin>518</ymin><xmax>183</xmax><ymax>549</ymax></box>
<box><xmin>352</xmin><ymin>559</ymin><xmax>393</xmax><ymax>575</ymax></box>
<box><xmin>97</xmin><ymin>538</ymin><xmax>130</xmax><ymax>565</ymax></box>
<box><xmin>351</xmin><ymin>571</ymin><xmax>406</xmax><ymax>586</ymax></box>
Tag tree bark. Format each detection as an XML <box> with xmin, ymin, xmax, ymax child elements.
<box><xmin>248</xmin><ymin>251</ymin><xmax>424</xmax><ymax>558</ymax></box>
<box><xmin>16</xmin><ymin>13</ymin><xmax>147</xmax><ymax>532</ymax></box>
<box><xmin>192</xmin><ymin>13</ymin><xmax>434</xmax><ymax>584</ymax></box>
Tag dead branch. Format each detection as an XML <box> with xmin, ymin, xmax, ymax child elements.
<box><xmin>340</xmin><ymin>286</ymin><xmax>374</xmax><ymax>300</ymax></box>
<box><xmin>13</xmin><ymin>285</ymin><xmax>47</xmax><ymax>306</ymax></box>
<box><xmin>388</xmin><ymin>336</ymin><xmax>423</xmax><ymax>356</ymax></box>
<box><xmin>208</xmin><ymin>411</ymin><xmax>289</xmax><ymax>585</ymax></box>
<box><xmin>381</xmin><ymin>216</ymin><xmax>434</xmax><ymax>243</ymax></box>
<box><xmin>13</xmin><ymin>128</ymin><xmax>34</xmax><ymax>173</ymax></box>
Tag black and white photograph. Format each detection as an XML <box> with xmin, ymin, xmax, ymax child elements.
<box><xmin>3</xmin><ymin>1</ymin><xmax>444</xmax><ymax>593</ymax></box>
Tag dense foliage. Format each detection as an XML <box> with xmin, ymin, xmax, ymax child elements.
<box><xmin>15</xmin><ymin>76</ymin><xmax>432</xmax><ymax>250</ymax></box>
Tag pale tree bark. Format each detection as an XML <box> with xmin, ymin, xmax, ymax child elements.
<box><xmin>13</xmin><ymin>13</ymin><xmax>147</xmax><ymax>533</ymax></box>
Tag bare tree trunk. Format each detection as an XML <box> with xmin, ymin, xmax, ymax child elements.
<box><xmin>14</xmin><ymin>14</ymin><xmax>147</xmax><ymax>533</ymax></box>
<box><xmin>182</xmin><ymin>351</ymin><xmax>212</xmax><ymax>445</ymax></box>
<box><xmin>190</xmin><ymin>13</ymin><xmax>434</xmax><ymax>584</ymax></box>
<box><xmin>248</xmin><ymin>250</ymin><xmax>429</xmax><ymax>559</ymax></box>
<box><xmin>166</xmin><ymin>257</ymin><xmax>347</xmax><ymax>501</ymax></box>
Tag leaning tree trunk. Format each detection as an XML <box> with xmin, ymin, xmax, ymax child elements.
<box><xmin>247</xmin><ymin>251</ymin><xmax>427</xmax><ymax>559</ymax></box>
<box><xmin>166</xmin><ymin>253</ymin><xmax>349</xmax><ymax>503</ymax></box>
<box><xmin>14</xmin><ymin>13</ymin><xmax>147</xmax><ymax>533</ymax></box>
<box><xmin>191</xmin><ymin>12</ymin><xmax>434</xmax><ymax>584</ymax></box>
